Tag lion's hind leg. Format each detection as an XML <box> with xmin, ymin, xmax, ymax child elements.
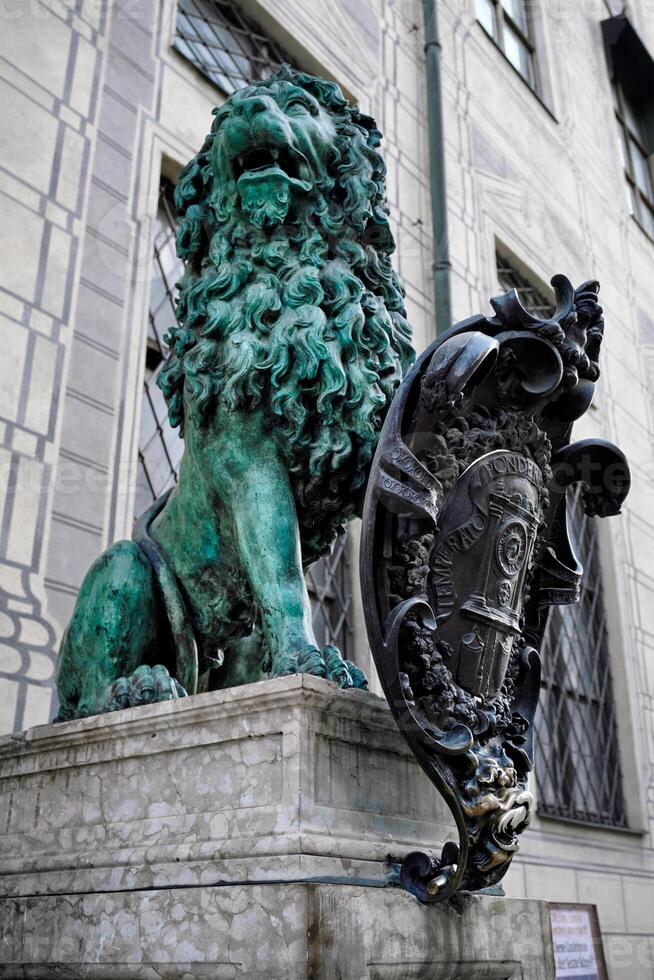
<box><xmin>54</xmin><ymin>540</ymin><xmax>178</xmax><ymax>721</ymax></box>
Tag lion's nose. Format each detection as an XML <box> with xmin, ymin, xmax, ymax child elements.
<box><xmin>239</xmin><ymin>96</ymin><xmax>269</xmax><ymax>120</ymax></box>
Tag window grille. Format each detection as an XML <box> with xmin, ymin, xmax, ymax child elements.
<box><xmin>613</xmin><ymin>80</ymin><xmax>654</xmax><ymax>241</ymax></box>
<box><xmin>305</xmin><ymin>534</ymin><xmax>353</xmax><ymax>655</ymax></box>
<box><xmin>135</xmin><ymin>179</ymin><xmax>184</xmax><ymax>520</ymax></box>
<box><xmin>174</xmin><ymin>0</ymin><xmax>295</xmax><ymax>95</ymax></box>
<box><xmin>475</xmin><ymin>0</ymin><xmax>538</xmax><ymax>92</ymax></box>
<box><xmin>536</xmin><ymin>488</ymin><xmax>626</xmax><ymax>827</ymax></box>
<box><xmin>496</xmin><ymin>252</ymin><xmax>626</xmax><ymax>827</ymax></box>
<box><xmin>140</xmin><ymin>0</ymin><xmax>353</xmax><ymax>657</ymax></box>
<box><xmin>496</xmin><ymin>251</ymin><xmax>554</xmax><ymax>318</ymax></box>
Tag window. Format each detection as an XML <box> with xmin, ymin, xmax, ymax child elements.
<box><xmin>174</xmin><ymin>0</ymin><xmax>294</xmax><ymax>95</ymax></box>
<box><xmin>536</xmin><ymin>488</ymin><xmax>626</xmax><ymax>827</ymax></box>
<box><xmin>305</xmin><ymin>535</ymin><xmax>352</xmax><ymax>656</ymax></box>
<box><xmin>603</xmin><ymin>16</ymin><xmax>654</xmax><ymax>242</ymax></box>
<box><xmin>495</xmin><ymin>252</ymin><xmax>626</xmax><ymax>827</ymax></box>
<box><xmin>496</xmin><ymin>250</ymin><xmax>554</xmax><ymax>318</ymax></box>
<box><xmin>475</xmin><ymin>0</ymin><xmax>538</xmax><ymax>91</ymax></box>
<box><xmin>135</xmin><ymin>179</ymin><xmax>184</xmax><ymax>519</ymax></box>
<box><xmin>613</xmin><ymin>81</ymin><xmax>654</xmax><ymax>240</ymax></box>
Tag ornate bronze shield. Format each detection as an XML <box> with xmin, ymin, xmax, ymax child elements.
<box><xmin>360</xmin><ymin>276</ymin><xmax>630</xmax><ymax>902</ymax></box>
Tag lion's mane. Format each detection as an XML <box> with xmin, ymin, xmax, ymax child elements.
<box><xmin>158</xmin><ymin>66</ymin><xmax>414</xmax><ymax>563</ymax></box>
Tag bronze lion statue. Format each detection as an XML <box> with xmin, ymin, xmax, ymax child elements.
<box><xmin>55</xmin><ymin>66</ymin><xmax>414</xmax><ymax>720</ymax></box>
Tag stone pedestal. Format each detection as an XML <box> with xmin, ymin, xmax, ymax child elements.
<box><xmin>0</xmin><ymin>675</ymin><xmax>555</xmax><ymax>978</ymax></box>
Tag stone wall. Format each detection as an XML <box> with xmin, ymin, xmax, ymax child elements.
<box><xmin>0</xmin><ymin>0</ymin><xmax>108</xmax><ymax>732</ymax></box>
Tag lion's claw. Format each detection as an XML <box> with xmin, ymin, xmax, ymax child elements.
<box><xmin>269</xmin><ymin>653</ymin><xmax>299</xmax><ymax>678</ymax></box>
<box><xmin>271</xmin><ymin>644</ymin><xmax>368</xmax><ymax>690</ymax></box>
<box><xmin>344</xmin><ymin>659</ymin><xmax>369</xmax><ymax>690</ymax></box>
<box><xmin>297</xmin><ymin>645</ymin><xmax>328</xmax><ymax>678</ymax></box>
<box><xmin>102</xmin><ymin>664</ymin><xmax>186</xmax><ymax>713</ymax></box>
<box><xmin>322</xmin><ymin>645</ymin><xmax>352</xmax><ymax>687</ymax></box>
<box><xmin>322</xmin><ymin>645</ymin><xmax>368</xmax><ymax>690</ymax></box>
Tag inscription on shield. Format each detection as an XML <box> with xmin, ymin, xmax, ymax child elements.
<box><xmin>428</xmin><ymin>451</ymin><xmax>544</xmax><ymax>698</ymax></box>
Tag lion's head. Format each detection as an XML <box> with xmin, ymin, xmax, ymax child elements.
<box><xmin>159</xmin><ymin>66</ymin><xmax>415</xmax><ymax>562</ymax></box>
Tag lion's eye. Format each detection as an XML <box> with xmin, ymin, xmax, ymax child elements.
<box><xmin>286</xmin><ymin>98</ymin><xmax>316</xmax><ymax>116</ymax></box>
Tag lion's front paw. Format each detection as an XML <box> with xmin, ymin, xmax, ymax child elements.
<box><xmin>322</xmin><ymin>645</ymin><xmax>369</xmax><ymax>690</ymax></box>
<box><xmin>270</xmin><ymin>644</ymin><xmax>368</xmax><ymax>690</ymax></box>
<box><xmin>102</xmin><ymin>664</ymin><xmax>187</xmax><ymax>714</ymax></box>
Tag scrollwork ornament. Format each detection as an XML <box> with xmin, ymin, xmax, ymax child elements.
<box><xmin>360</xmin><ymin>276</ymin><xmax>631</xmax><ymax>903</ymax></box>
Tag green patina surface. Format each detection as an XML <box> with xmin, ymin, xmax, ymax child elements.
<box><xmin>55</xmin><ymin>66</ymin><xmax>414</xmax><ymax>721</ymax></box>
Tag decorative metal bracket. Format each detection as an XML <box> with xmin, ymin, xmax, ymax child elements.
<box><xmin>360</xmin><ymin>276</ymin><xmax>630</xmax><ymax>902</ymax></box>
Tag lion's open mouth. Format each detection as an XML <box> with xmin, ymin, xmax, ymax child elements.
<box><xmin>232</xmin><ymin>146</ymin><xmax>310</xmax><ymax>183</ymax></box>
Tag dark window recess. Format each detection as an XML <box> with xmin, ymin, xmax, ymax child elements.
<box><xmin>496</xmin><ymin>252</ymin><xmax>626</xmax><ymax>828</ymax></box>
<box><xmin>475</xmin><ymin>0</ymin><xmax>539</xmax><ymax>92</ymax></box>
<box><xmin>496</xmin><ymin>251</ymin><xmax>554</xmax><ymax>318</ymax></box>
<box><xmin>137</xmin><ymin>175</ymin><xmax>352</xmax><ymax>657</ymax></box>
<box><xmin>305</xmin><ymin>533</ymin><xmax>353</xmax><ymax>656</ymax></box>
<box><xmin>613</xmin><ymin>81</ymin><xmax>654</xmax><ymax>239</ymax></box>
<box><xmin>603</xmin><ymin>15</ymin><xmax>654</xmax><ymax>242</ymax></box>
<box><xmin>536</xmin><ymin>487</ymin><xmax>626</xmax><ymax>828</ymax></box>
<box><xmin>135</xmin><ymin>179</ymin><xmax>184</xmax><ymax>520</ymax></box>
<box><xmin>174</xmin><ymin>0</ymin><xmax>296</xmax><ymax>95</ymax></box>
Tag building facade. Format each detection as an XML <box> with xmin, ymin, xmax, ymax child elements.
<box><xmin>1</xmin><ymin>0</ymin><xmax>653</xmax><ymax>975</ymax></box>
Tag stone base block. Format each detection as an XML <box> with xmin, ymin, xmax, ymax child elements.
<box><xmin>1</xmin><ymin>675</ymin><xmax>455</xmax><ymax>896</ymax></box>
<box><xmin>1</xmin><ymin>883</ymin><xmax>554</xmax><ymax>979</ymax></box>
<box><xmin>0</xmin><ymin>676</ymin><xmax>555</xmax><ymax>977</ymax></box>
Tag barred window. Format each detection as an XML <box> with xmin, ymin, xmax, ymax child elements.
<box><xmin>135</xmin><ymin>179</ymin><xmax>184</xmax><ymax>519</ymax></box>
<box><xmin>536</xmin><ymin>489</ymin><xmax>626</xmax><ymax>826</ymax></box>
<box><xmin>305</xmin><ymin>535</ymin><xmax>353</xmax><ymax>655</ymax></box>
<box><xmin>475</xmin><ymin>0</ymin><xmax>538</xmax><ymax>91</ymax></box>
<box><xmin>496</xmin><ymin>250</ymin><xmax>554</xmax><ymax>319</ymax></box>
<box><xmin>613</xmin><ymin>80</ymin><xmax>654</xmax><ymax>241</ymax></box>
<box><xmin>138</xmin><ymin>3</ymin><xmax>351</xmax><ymax>657</ymax></box>
<box><xmin>496</xmin><ymin>251</ymin><xmax>626</xmax><ymax>827</ymax></box>
<box><xmin>174</xmin><ymin>0</ymin><xmax>294</xmax><ymax>95</ymax></box>
<box><xmin>602</xmin><ymin>16</ymin><xmax>654</xmax><ymax>243</ymax></box>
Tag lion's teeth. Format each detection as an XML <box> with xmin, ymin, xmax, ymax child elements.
<box><xmin>272</xmin><ymin>149</ymin><xmax>279</xmax><ymax>160</ymax></box>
